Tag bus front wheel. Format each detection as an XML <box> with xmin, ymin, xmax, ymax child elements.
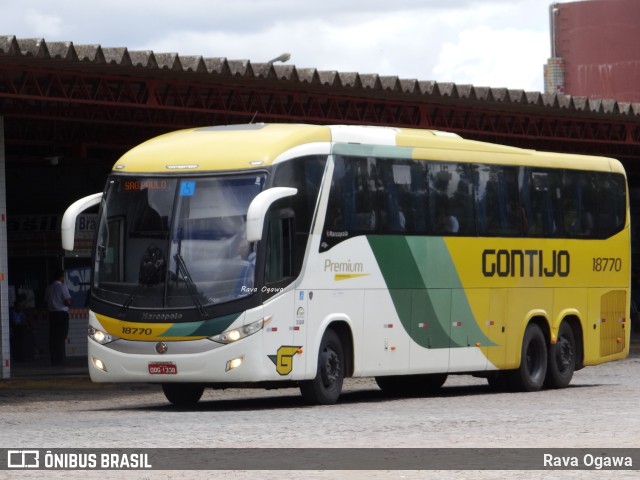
<box><xmin>162</xmin><ymin>383</ymin><xmax>204</xmax><ymax>406</ymax></box>
<box><xmin>300</xmin><ymin>329</ymin><xmax>344</xmax><ymax>405</ymax></box>
<box><xmin>507</xmin><ymin>323</ymin><xmax>547</xmax><ymax>392</ymax></box>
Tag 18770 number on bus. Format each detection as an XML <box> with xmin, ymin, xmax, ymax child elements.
<box><xmin>592</xmin><ymin>257</ymin><xmax>622</xmax><ymax>272</ymax></box>
<box><xmin>122</xmin><ymin>327</ymin><xmax>153</xmax><ymax>336</ymax></box>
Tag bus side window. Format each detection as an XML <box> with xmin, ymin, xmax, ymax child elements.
<box><xmin>264</xmin><ymin>210</ymin><xmax>294</xmax><ymax>290</ymax></box>
<box><xmin>271</xmin><ymin>155</ymin><xmax>327</xmax><ymax>275</ymax></box>
<box><xmin>354</xmin><ymin>157</ymin><xmax>378</xmax><ymax>231</ymax></box>
<box><xmin>476</xmin><ymin>164</ymin><xmax>521</xmax><ymax>236</ymax></box>
<box><xmin>410</xmin><ymin>161</ymin><xmax>429</xmax><ymax>234</ymax></box>
<box><xmin>428</xmin><ymin>162</ymin><xmax>474</xmax><ymax>235</ymax></box>
<box><xmin>562</xmin><ymin>170</ymin><xmax>597</xmax><ymax>238</ymax></box>
<box><xmin>522</xmin><ymin>169</ymin><xmax>562</xmax><ymax>237</ymax></box>
<box><xmin>598</xmin><ymin>173</ymin><xmax>627</xmax><ymax>238</ymax></box>
<box><xmin>378</xmin><ymin>160</ymin><xmax>411</xmax><ymax>233</ymax></box>
<box><xmin>322</xmin><ymin>155</ymin><xmax>377</xmax><ymax>249</ymax></box>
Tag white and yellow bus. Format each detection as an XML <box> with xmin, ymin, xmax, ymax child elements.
<box><xmin>62</xmin><ymin>124</ymin><xmax>630</xmax><ymax>405</ymax></box>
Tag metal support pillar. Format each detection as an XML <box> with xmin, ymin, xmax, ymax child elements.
<box><xmin>0</xmin><ymin>116</ymin><xmax>10</xmax><ymax>378</ymax></box>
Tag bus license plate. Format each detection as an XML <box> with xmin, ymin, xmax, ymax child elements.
<box><xmin>148</xmin><ymin>362</ymin><xmax>177</xmax><ymax>375</ymax></box>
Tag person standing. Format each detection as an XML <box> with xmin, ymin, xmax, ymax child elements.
<box><xmin>9</xmin><ymin>294</ymin><xmax>37</xmax><ymax>362</ymax></box>
<box><xmin>45</xmin><ymin>270</ymin><xmax>72</xmax><ymax>366</ymax></box>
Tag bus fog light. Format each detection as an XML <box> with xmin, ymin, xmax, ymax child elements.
<box><xmin>226</xmin><ymin>357</ymin><xmax>243</xmax><ymax>372</ymax></box>
<box><xmin>92</xmin><ymin>357</ymin><xmax>107</xmax><ymax>372</ymax></box>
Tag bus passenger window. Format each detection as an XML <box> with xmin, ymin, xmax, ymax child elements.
<box><xmin>428</xmin><ymin>162</ymin><xmax>473</xmax><ymax>235</ymax></box>
<box><xmin>271</xmin><ymin>155</ymin><xmax>328</xmax><ymax>276</ymax></box>
<box><xmin>409</xmin><ymin>161</ymin><xmax>429</xmax><ymax>234</ymax></box>
<box><xmin>562</xmin><ymin>171</ymin><xmax>597</xmax><ymax>238</ymax></box>
<box><xmin>377</xmin><ymin>161</ymin><xmax>411</xmax><ymax>233</ymax></box>
<box><xmin>322</xmin><ymin>156</ymin><xmax>378</xmax><ymax>249</ymax></box>
<box><xmin>475</xmin><ymin>165</ymin><xmax>521</xmax><ymax>236</ymax></box>
<box><xmin>598</xmin><ymin>173</ymin><xmax>627</xmax><ymax>238</ymax></box>
<box><xmin>522</xmin><ymin>169</ymin><xmax>562</xmax><ymax>236</ymax></box>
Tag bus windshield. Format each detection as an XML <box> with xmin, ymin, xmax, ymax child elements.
<box><xmin>93</xmin><ymin>174</ymin><xmax>266</xmax><ymax>310</ymax></box>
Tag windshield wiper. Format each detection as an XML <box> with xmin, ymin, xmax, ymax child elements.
<box><xmin>173</xmin><ymin>252</ymin><xmax>208</xmax><ymax>318</ymax></box>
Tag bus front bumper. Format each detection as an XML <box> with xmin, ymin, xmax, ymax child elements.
<box><xmin>87</xmin><ymin>333</ymin><xmax>277</xmax><ymax>384</ymax></box>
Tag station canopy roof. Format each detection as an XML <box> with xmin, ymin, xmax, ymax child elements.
<box><xmin>2</xmin><ymin>34</ymin><xmax>640</xmax><ymax>166</ymax></box>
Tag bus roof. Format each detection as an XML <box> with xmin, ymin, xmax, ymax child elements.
<box><xmin>112</xmin><ymin>123</ymin><xmax>624</xmax><ymax>175</ymax></box>
<box><xmin>113</xmin><ymin>123</ymin><xmax>331</xmax><ymax>173</ymax></box>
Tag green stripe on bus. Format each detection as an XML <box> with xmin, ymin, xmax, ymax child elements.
<box><xmin>161</xmin><ymin>312</ymin><xmax>241</xmax><ymax>338</ymax></box>
<box><xmin>367</xmin><ymin>235</ymin><xmax>494</xmax><ymax>349</ymax></box>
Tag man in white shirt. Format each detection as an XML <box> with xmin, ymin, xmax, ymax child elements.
<box><xmin>45</xmin><ymin>270</ymin><xmax>72</xmax><ymax>366</ymax></box>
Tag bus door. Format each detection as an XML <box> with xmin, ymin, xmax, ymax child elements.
<box><xmin>261</xmin><ymin>210</ymin><xmax>297</xmax><ymax>380</ymax></box>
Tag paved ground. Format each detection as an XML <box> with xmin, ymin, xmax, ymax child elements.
<box><xmin>3</xmin><ymin>328</ymin><xmax>640</xmax><ymax>479</ymax></box>
<box><xmin>1</xmin><ymin>342</ymin><xmax>639</xmax><ymax>480</ymax></box>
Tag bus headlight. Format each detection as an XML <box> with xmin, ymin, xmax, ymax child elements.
<box><xmin>210</xmin><ymin>318</ymin><xmax>265</xmax><ymax>344</ymax></box>
<box><xmin>88</xmin><ymin>326</ymin><xmax>119</xmax><ymax>345</ymax></box>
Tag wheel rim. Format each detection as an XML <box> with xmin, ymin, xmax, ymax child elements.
<box><xmin>320</xmin><ymin>347</ymin><xmax>340</xmax><ymax>388</ymax></box>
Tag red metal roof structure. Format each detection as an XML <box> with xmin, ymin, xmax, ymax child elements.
<box><xmin>2</xmin><ymin>35</ymin><xmax>640</xmax><ymax>176</ymax></box>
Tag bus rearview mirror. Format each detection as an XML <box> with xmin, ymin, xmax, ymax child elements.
<box><xmin>246</xmin><ymin>187</ymin><xmax>297</xmax><ymax>242</ymax></box>
<box><xmin>61</xmin><ymin>193</ymin><xmax>102</xmax><ymax>251</ymax></box>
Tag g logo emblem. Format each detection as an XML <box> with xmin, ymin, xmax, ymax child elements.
<box><xmin>268</xmin><ymin>346</ymin><xmax>301</xmax><ymax>375</ymax></box>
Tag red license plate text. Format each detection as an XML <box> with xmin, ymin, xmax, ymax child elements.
<box><xmin>148</xmin><ymin>362</ymin><xmax>177</xmax><ymax>375</ymax></box>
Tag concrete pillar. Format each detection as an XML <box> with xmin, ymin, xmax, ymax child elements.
<box><xmin>0</xmin><ymin>116</ymin><xmax>10</xmax><ymax>378</ymax></box>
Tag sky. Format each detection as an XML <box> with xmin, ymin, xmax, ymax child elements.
<box><xmin>0</xmin><ymin>0</ymin><xmax>574</xmax><ymax>92</ymax></box>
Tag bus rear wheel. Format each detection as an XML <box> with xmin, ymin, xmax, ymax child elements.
<box><xmin>375</xmin><ymin>373</ymin><xmax>448</xmax><ymax>396</ymax></box>
<box><xmin>300</xmin><ymin>329</ymin><xmax>344</xmax><ymax>405</ymax></box>
<box><xmin>162</xmin><ymin>383</ymin><xmax>204</xmax><ymax>406</ymax></box>
<box><xmin>544</xmin><ymin>321</ymin><xmax>576</xmax><ymax>389</ymax></box>
<box><xmin>507</xmin><ymin>323</ymin><xmax>547</xmax><ymax>392</ymax></box>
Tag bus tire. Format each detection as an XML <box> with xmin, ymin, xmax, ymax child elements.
<box><xmin>375</xmin><ymin>373</ymin><xmax>447</xmax><ymax>396</ymax></box>
<box><xmin>507</xmin><ymin>323</ymin><xmax>547</xmax><ymax>392</ymax></box>
<box><xmin>544</xmin><ymin>321</ymin><xmax>576</xmax><ymax>389</ymax></box>
<box><xmin>300</xmin><ymin>329</ymin><xmax>344</xmax><ymax>405</ymax></box>
<box><xmin>162</xmin><ymin>383</ymin><xmax>204</xmax><ymax>406</ymax></box>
